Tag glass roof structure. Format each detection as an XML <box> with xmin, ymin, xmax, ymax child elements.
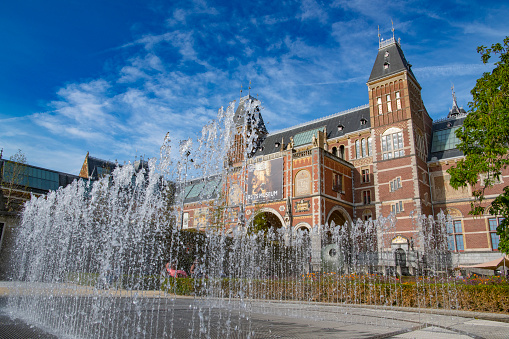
<box><xmin>431</xmin><ymin>127</ymin><xmax>461</xmax><ymax>152</ymax></box>
<box><xmin>293</xmin><ymin>127</ymin><xmax>325</xmax><ymax>147</ymax></box>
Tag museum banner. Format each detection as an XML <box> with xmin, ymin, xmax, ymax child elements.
<box><xmin>246</xmin><ymin>157</ymin><xmax>283</xmax><ymax>204</ymax></box>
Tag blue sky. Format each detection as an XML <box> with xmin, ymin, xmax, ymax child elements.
<box><xmin>0</xmin><ymin>0</ymin><xmax>507</xmax><ymax>174</ymax></box>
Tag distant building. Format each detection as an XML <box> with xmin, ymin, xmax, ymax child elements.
<box><xmin>179</xmin><ymin>35</ymin><xmax>507</xmax><ymax>273</ymax></box>
<box><xmin>79</xmin><ymin>151</ymin><xmax>149</xmax><ymax>180</ymax></box>
<box><xmin>0</xmin><ymin>157</ymin><xmax>81</xmax><ymax>278</ymax></box>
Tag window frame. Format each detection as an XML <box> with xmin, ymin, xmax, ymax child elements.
<box><xmin>488</xmin><ymin>217</ymin><xmax>504</xmax><ymax>250</ymax></box>
<box><xmin>377</xmin><ymin>97</ymin><xmax>383</xmax><ymax>115</ymax></box>
<box><xmin>382</xmin><ymin>130</ymin><xmax>404</xmax><ymax>160</ymax></box>
<box><xmin>447</xmin><ymin>220</ymin><xmax>464</xmax><ymax>251</ymax></box>
<box><xmin>332</xmin><ymin>172</ymin><xmax>343</xmax><ymax>193</ymax></box>
<box><xmin>362</xmin><ymin>168</ymin><xmax>370</xmax><ymax>183</ymax></box>
<box><xmin>362</xmin><ymin>190</ymin><xmax>371</xmax><ymax>205</ymax></box>
<box><xmin>395</xmin><ymin>91</ymin><xmax>401</xmax><ymax>110</ymax></box>
<box><xmin>386</xmin><ymin>94</ymin><xmax>392</xmax><ymax>112</ymax></box>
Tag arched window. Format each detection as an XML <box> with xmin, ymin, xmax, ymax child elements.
<box><xmin>355</xmin><ymin>140</ymin><xmax>360</xmax><ymax>159</ymax></box>
<box><xmin>331</xmin><ymin>147</ymin><xmax>337</xmax><ymax>157</ymax></box>
<box><xmin>339</xmin><ymin>145</ymin><xmax>345</xmax><ymax>159</ymax></box>
<box><xmin>367</xmin><ymin>137</ymin><xmax>372</xmax><ymax>156</ymax></box>
<box><xmin>381</xmin><ymin>127</ymin><xmax>404</xmax><ymax>160</ymax></box>
<box><xmin>361</xmin><ymin>138</ymin><xmax>366</xmax><ymax>157</ymax></box>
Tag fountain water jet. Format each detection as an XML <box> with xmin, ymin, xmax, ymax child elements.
<box><xmin>4</xmin><ymin>98</ymin><xmax>467</xmax><ymax>338</ymax></box>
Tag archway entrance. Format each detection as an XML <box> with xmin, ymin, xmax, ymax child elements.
<box><xmin>327</xmin><ymin>210</ymin><xmax>347</xmax><ymax>228</ymax></box>
<box><xmin>249</xmin><ymin>210</ymin><xmax>284</xmax><ymax>235</ymax></box>
<box><xmin>323</xmin><ymin>209</ymin><xmax>351</xmax><ymax>273</ymax></box>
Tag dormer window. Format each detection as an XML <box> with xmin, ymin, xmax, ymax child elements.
<box><xmin>337</xmin><ymin>124</ymin><xmax>344</xmax><ymax>132</ymax></box>
<box><xmin>384</xmin><ymin>51</ymin><xmax>389</xmax><ymax>58</ymax></box>
<box><xmin>360</xmin><ymin>118</ymin><xmax>367</xmax><ymax>126</ymax></box>
<box><xmin>275</xmin><ymin>142</ymin><xmax>280</xmax><ymax>148</ymax></box>
<box><xmin>384</xmin><ymin>61</ymin><xmax>390</xmax><ymax>69</ymax></box>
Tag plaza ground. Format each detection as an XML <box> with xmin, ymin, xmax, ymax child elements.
<box><xmin>0</xmin><ymin>281</ymin><xmax>508</xmax><ymax>338</ymax></box>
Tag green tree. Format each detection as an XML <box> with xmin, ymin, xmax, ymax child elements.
<box><xmin>448</xmin><ymin>37</ymin><xmax>509</xmax><ymax>254</ymax></box>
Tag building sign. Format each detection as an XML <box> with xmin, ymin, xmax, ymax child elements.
<box><xmin>194</xmin><ymin>207</ymin><xmax>209</xmax><ymax>229</ymax></box>
<box><xmin>246</xmin><ymin>157</ymin><xmax>283</xmax><ymax>204</ymax></box>
<box><xmin>294</xmin><ymin>199</ymin><xmax>310</xmax><ymax>212</ymax></box>
<box><xmin>392</xmin><ymin>235</ymin><xmax>408</xmax><ymax>244</ymax></box>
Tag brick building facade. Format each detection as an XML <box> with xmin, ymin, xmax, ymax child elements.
<box><xmin>181</xmin><ymin>36</ymin><xmax>507</xmax><ymax>271</ymax></box>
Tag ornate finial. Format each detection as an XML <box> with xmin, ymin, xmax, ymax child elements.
<box><xmin>391</xmin><ymin>19</ymin><xmax>395</xmax><ymax>39</ymax></box>
<box><xmin>240</xmin><ymin>84</ymin><xmax>243</xmax><ymax>100</ymax></box>
<box><xmin>0</xmin><ymin>148</ymin><xmax>3</xmax><ymax>159</ymax></box>
<box><xmin>378</xmin><ymin>25</ymin><xmax>380</xmax><ymax>43</ymax></box>
<box><xmin>451</xmin><ymin>83</ymin><xmax>459</xmax><ymax>108</ymax></box>
<box><xmin>248</xmin><ymin>80</ymin><xmax>251</xmax><ymax>96</ymax></box>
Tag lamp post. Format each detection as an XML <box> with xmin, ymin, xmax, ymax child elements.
<box><xmin>180</xmin><ymin>150</ymin><xmax>193</xmax><ymax>230</ymax></box>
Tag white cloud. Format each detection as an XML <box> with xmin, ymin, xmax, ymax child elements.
<box><xmin>299</xmin><ymin>0</ymin><xmax>328</xmax><ymax>24</ymax></box>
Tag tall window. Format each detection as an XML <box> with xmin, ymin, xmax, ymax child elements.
<box><xmin>386</xmin><ymin>94</ymin><xmax>392</xmax><ymax>112</ymax></box>
<box><xmin>395</xmin><ymin>91</ymin><xmax>401</xmax><ymax>109</ymax></box>
<box><xmin>363</xmin><ymin>190</ymin><xmax>371</xmax><ymax>204</ymax></box>
<box><xmin>183</xmin><ymin>212</ymin><xmax>189</xmax><ymax>229</ymax></box>
<box><xmin>362</xmin><ymin>168</ymin><xmax>370</xmax><ymax>183</ymax></box>
<box><xmin>447</xmin><ymin>220</ymin><xmax>464</xmax><ymax>251</ymax></box>
<box><xmin>355</xmin><ymin>140</ymin><xmax>361</xmax><ymax>159</ymax></box>
<box><xmin>390</xmin><ymin>177</ymin><xmax>401</xmax><ymax>192</ymax></box>
<box><xmin>333</xmin><ymin>173</ymin><xmax>343</xmax><ymax>192</ymax></box>
<box><xmin>367</xmin><ymin>137</ymin><xmax>372</xmax><ymax>156</ymax></box>
<box><xmin>339</xmin><ymin>145</ymin><xmax>345</xmax><ymax>159</ymax></box>
<box><xmin>377</xmin><ymin>97</ymin><xmax>382</xmax><ymax>115</ymax></box>
<box><xmin>361</xmin><ymin>138</ymin><xmax>366</xmax><ymax>157</ymax></box>
<box><xmin>382</xmin><ymin>130</ymin><xmax>404</xmax><ymax>160</ymax></box>
<box><xmin>488</xmin><ymin>218</ymin><xmax>504</xmax><ymax>250</ymax></box>
<box><xmin>392</xmin><ymin>201</ymin><xmax>404</xmax><ymax>214</ymax></box>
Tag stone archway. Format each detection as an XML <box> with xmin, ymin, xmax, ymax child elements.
<box><xmin>247</xmin><ymin>207</ymin><xmax>285</xmax><ymax>234</ymax></box>
<box><xmin>326</xmin><ymin>206</ymin><xmax>353</xmax><ymax>227</ymax></box>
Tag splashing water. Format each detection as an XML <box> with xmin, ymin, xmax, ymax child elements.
<box><xmin>5</xmin><ymin>99</ymin><xmax>462</xmax><ymax>338</ymax></box>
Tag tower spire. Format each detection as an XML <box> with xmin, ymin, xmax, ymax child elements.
<box><xmin>451</xmin><ymin>83</ymin><xmax>459</xmax><ymax>108</ymax></box>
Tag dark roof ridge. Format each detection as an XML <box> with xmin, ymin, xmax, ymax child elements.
<box><xmin>269</xmin><ymin>104</ymin><xmax>369</xmax><ymax>136</ymax></box>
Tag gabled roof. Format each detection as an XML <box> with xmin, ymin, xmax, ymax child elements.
<box><xmin>368</xmin><ymin>38</ymin><xmax>418</xmax><ymax>84</ymax></box>
<box><xmin>254</xmin><ymin>105</ymin><xmax>370</xmax><ymax>156</ymax></box>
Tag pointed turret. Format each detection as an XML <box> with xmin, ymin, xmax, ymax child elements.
<box><xmin>229</xmin><ymin>95</ymin><xmax>268</xmax><ymax>164</ymax></box>
<box><xmin>368</xmin><ymin>37</ymin><xmax>417</xmax><ymax>84</ymax></box>
<box><xmin>447</xmin><ymin>85</ymin><xmax>467</xmax><ymax>118</ymax></box>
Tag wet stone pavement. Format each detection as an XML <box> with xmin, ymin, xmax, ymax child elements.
<box><xmin>1</xmin><ymin>285</ymin><xmax>509</xmax><ymax>338</ymax></box>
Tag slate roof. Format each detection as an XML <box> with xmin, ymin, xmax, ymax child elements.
<box><xmin>233</xmin><ymin>95</ymin><xmax>265</xmax><ymax>130</ymax></box>
<box><xmin>254</xmin><ymin>105</ymin><xmax>370</xmax><ymax>156</ymax></box>
<box><xmin>368</xmin><ymin>39</ymin><xmax>417</xmax><ymax>84</ymax></box>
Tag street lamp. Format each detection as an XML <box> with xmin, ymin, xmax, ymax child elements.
<box><xmin>180</xmin><ymin>150</ymin><xmax>193</xmax><ymax>230</ymax></box>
